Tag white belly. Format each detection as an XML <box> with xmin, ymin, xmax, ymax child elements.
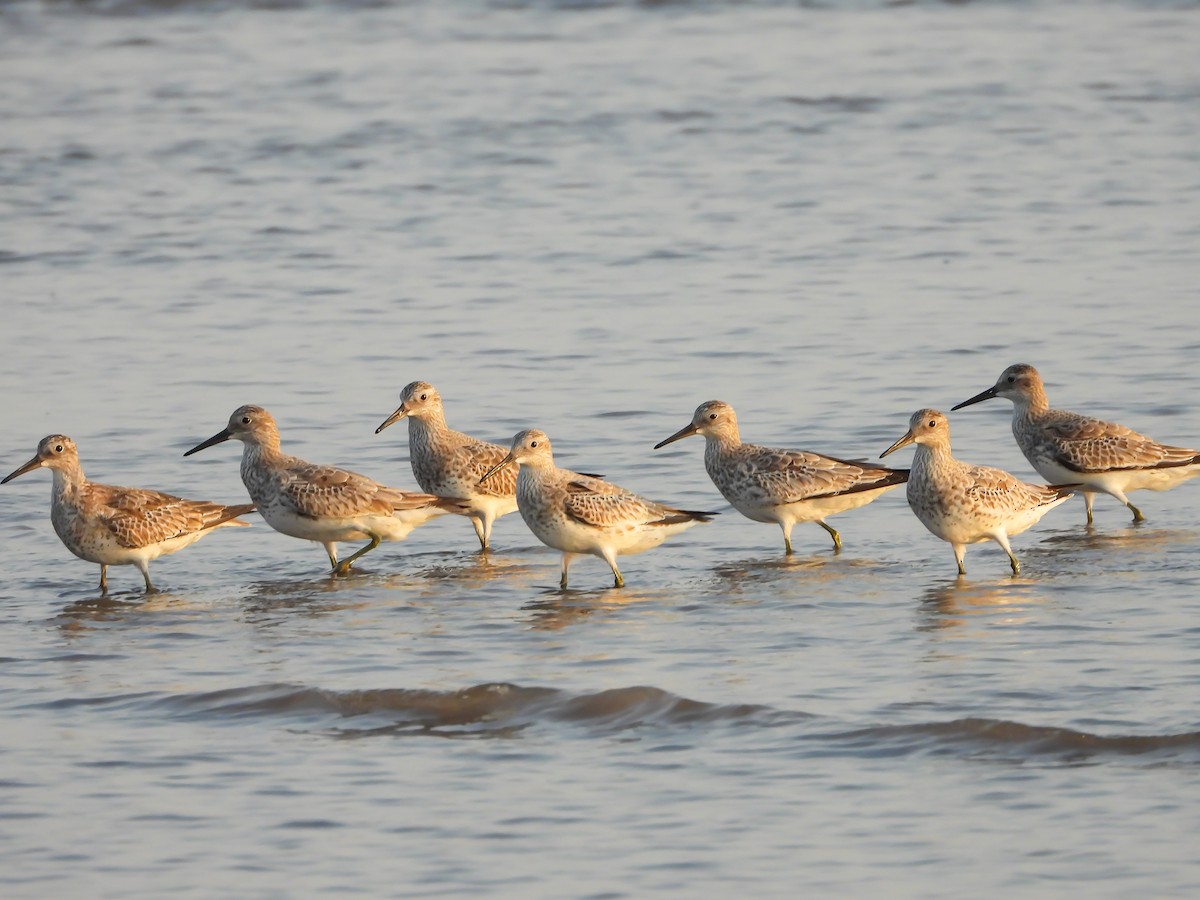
<box><xmin>520</xmin><ymin>507</ymin><xmax>696</xmax><ymax>558</ymax></box>
<box><xmin>259</xmin><ymin>504</ymin><xmax>443</xmax><ymax>544</ymax></box>
<box><xmin>1031</xmin><ymin>455</ymin><xmax>1200</xmax><ymax>497</ymax></box>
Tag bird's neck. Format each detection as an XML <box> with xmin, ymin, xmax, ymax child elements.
<box><xmin>703</xmin><ymin>427</ymin><xmax>742</xmax><ymax>457</ymax></box>
<box><xmin>517</xmin><ymin>459</ymin><xmax>555</xmax><ymax>483</ymax></box>
<box><xmin>49</xmin><ymin>463</ymin><xmax>85</xmax><ymax>503</ymax></box>
<box><xmin>242</xmin><ymin>437</ymin><xmax>282</xmax><ymax>469</ymax></box>
<box><xmin>1014</xmin><ymin>385</ymin><xmax>1050</xmax><ymax>418</ymax></box>
<box><xmin>912</xmin><ymin>442</ymin><xmax>957</xmax><ymax>481</ymax></box>
<box><xmin>408</xmin><ymin>409</ymin><xmax>449</xmax><ymax>445</ymax></box>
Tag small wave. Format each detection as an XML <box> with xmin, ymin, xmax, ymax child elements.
<box><xmin>82</xmin><ymin>682</ymin><xmax>1200</xmax><ymax>762</ymax></box>
<box><xmin>826</xmin><ymin>718</ymin><xmax>1200</xmax><ymax>763</ymax></box>
<box><xmin>781</xmin><ymin>94</ymin><xmax>884</xmax><ymax>114</ymax></box>
<box><xmin>155</xmin><ymin>681</ymin><xmax>797</xmax><ymax>737</ymax></box>
<box><xmin>0</xmin><ymin>0</ymin><xmax>591</xmax><ymax>17</ymax></box>
<box><xmin>8</xmin><ymin>0</ymin><xmax>977</xmax><ymax>18</ymax></box>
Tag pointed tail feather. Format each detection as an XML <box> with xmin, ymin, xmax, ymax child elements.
<box><xmin>435</xmin><ymin>495</ymin><xmax>475</xmax><ymax>516</ymax></box>
<box><xmin>819</xmin><ymin>456</ymin><xmax>911</xmax><ymax>484</ymax></box>
<box><xmin>1148</xmin><ymin>451</ymin><xmax>1200</xmax><ymax>470</ymax></box>
<box><xmin>657</xmin><ymin>508</ymin><xmax>721</xmax><ymax>525</ymax></box>
<box><xmin>214</xmin><ymin>503</ymin><xmax>257</xmax><ymax>527</ymax></box>
<box><xmin>806</xmin><ymin>467</ymin><xmax>909</xmax><ymax>500</ymax></box>
<box><xmin>1046</xmin><ymin>483</ymin><xmax>1083</xmax><ymax>503</ymax></box>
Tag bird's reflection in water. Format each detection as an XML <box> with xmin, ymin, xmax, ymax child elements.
<box><xmin>919</xmin><ymin>524</ymin><xmax>1197</xmax><ymax>633</ymax></box>
<box><xmin>239</xmin><ymin>572</ymin><xmax>378</xmax><ymax>624</ymax></box>
<box><xmin>710</xmin><ymin>551</ymin><xmax>891</xmax><ymax>599</ymax></box>
<box><xmin>918</xmin><ymin>577</ymin><xmax>1048</xmax><ymax>633</ymax></box>
<box><xmin>974</xmin><ymin>525</ymin><xmax>1197</xmax><ymax>599</ymax></box>
<box><xmin>406</xmin><ymin>549</ymin><xmax>545</xmax><ymax>594</ymax></box>
<box><xmin>54</xmin><ymin>589</ymin><xmax>196</xmax><ymax>636</ymax></box>
<box><xmin>240</xmin><ymin>549</ymin><xmax>554</xmax><ymax>627</ymax></box>
<box><xmin>522</xmin><ymin>585</ymin><xmax>660</xmax><ymax>631</ymax></box>
<box><xmin>1035</xmin><ymin>524</ymin><xmax>1196</xmax><ymax>567</ymax></box>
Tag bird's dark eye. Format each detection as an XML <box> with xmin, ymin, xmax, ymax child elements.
<box><xmin>708</xmin><ymin>413</ymin><xmax>717</xmax><ymax>420</ymax></box>
<box><xmin>241</xmin><ymin>416</ymin><xmax>251</xmax><ymax>424</ymax></box>
<box><xmin>928</xmin><ymin>420</ymin><xmax>936</xmax><ymax>428</ymax></box>
<box><xmin>420</xmin><ymin>393</ymin><xmax>427</xmax><ymax>401</ymax></box>
<box><xmin>1007</xmin><ymin>375</ymin><xmax>1015</xmax><ymax>383</ymax></box>
<box><xmin>54</xmin><ymin>444</ymin><xmax>63</xmax><ymax>453</ymax></box>
<box><xmin>530</xmin><ymin>441</ymin><xmax>538</xmax><ymax>448</ymax></box>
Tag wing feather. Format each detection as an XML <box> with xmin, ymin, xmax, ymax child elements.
<box><xmin>727</xmin><ymin>444</ymin><xmax>907</xmax><ymax>504</ymax></box>
<box><xmin>85</xmin><ymin>483</ymin><xmax>253</xmax><ymax>548</ymax></box>
<box><xmin>560</xmin><ymin>476</ymin><xmax>683</xmax><ymax>528</ymax></box>
<box><xmin>962</xmin><ymin>465</ymin><xmax>1070</xmax><ymax>512</ymax></box>
<box><xmin>1041</xmin><ymin>410</ymin><xmax>1200</xmax><ymax>473</ymax></box>
<box><xmin>449</xmin><ymin>439</ymin><xmax>517</xmax><ymax>497</ymax></box>
<box><xmin>278</xmin><ymin>458</ymin><xmax>441</xmax><ymax>519</ymax></box>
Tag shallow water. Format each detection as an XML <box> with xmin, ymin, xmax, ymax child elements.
<box><xmin>1</xmin><ymin>0</ymin><xmax>1199</xmax><ymax>896</ymax></box>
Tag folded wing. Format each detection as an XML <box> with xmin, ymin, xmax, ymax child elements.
<box><xmin>561</xmin><ymin>476</ymin><xmax>709</xmax><ymax>528</ymax></box>
<box><xmin>1042</xmin><ymin>412</ymin><xmax>1200</xmax><ymax>472</ymax></box>
<box><xmin>90</xmin><ymin>483</ymin><xmax>253</xmax><ymax>548</ymax></box>
<box><xmin>736</xmin><ymin>445</ymin><xmax>907</xmax><ymax>504</ymax></box>
<box><xmin>279</xmin><ymin>459</ymin><xmax>448</xmax><ymax>519</ymax></box>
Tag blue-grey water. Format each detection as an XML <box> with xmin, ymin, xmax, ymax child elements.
<box><xmin>1</xmin><ymin>0</ymin><xmax>1199</xmax><ymax>896</ymax></box>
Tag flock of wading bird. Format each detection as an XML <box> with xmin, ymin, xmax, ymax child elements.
<box><xmin>5</xmin><ymin>364</ymin><xmax>1200</xmax><ymax>593</ymax></box>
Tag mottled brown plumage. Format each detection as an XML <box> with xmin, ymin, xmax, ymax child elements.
<box><xmin>375</xmin><ymin>381</ymin><xmax>518</xmax><ymax>550</ymax></box>
<box><xmin>186</xmin><ymin>405</ymin><xmax>465</xmax><ymax>574</ymax></box>
<box><xmin>2</xmin><ymin>435</ymin><xmax>253</xmax><ymax>593</ymax></box>
<box><xmin>881</xmin><ymin>409</ymin><xmax>1076</xmax><ymax>575</ymax></box>
<box><xmin>480</xmin><ymin>429</ymin><xmax>716</xmax><ymax>588</ymax></box>
<box><xmin>953</xmin><ymin>364</ymin><xmax>1200</xmax><ymax>523</ymax></box>
<box><xmin>655</xmin><ymin>400</ymin><xmax>907</xmax><ymax>553</ymax></box>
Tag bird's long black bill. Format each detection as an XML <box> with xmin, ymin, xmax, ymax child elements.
<box><xmin>951</xmin><ymin>386</ymin><xmax>998</xmax><ymax>411</ymax></box>
<box><xmin>1</xmin><ymin>455</ymin><xmax>41</xmax><ymax>484</ymax></box>
<box><xmin>184</xmin><ymin>429</ymin><xmax>232</xmax><ymax>457</ymax></box>
<box><xmin>653</xmin><ymin>423</ymin><xmax>698</xmax><ymax>450</ymax></box>
<box><xmin>479</xmin><ymin>454</ymin><xmax>515</xmax><ymax>485</ymax></box>
<box><xmin>880</xmin><ymin>431</ymin><xmax>915</xmax><ymax>459</ymax></box>
<box><xmin>375</xmin><ymin>407</ymin><xmax>406</xmax><ymax>435</ymax></box>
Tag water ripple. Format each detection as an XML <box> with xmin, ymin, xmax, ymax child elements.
<box><xmin>109</xmin><ymin>681</ymin><xmax>1200</xmax><ymax>763</ymax></box>
<box><xmin>154</xmin><ymin>681</ymin><xmax>796</xmax><ymax>735</ymax></box>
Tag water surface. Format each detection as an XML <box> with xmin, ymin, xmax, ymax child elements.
<box><xmin>1</xmin><ymin>1</ymin><xmax>1199</xmax><ymax>896</ymax></box>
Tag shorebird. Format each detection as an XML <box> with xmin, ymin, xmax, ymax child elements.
<box><xmin>2</xmin><ymin>435</ymin><xmax>254</xmax><ymax>593</ymax></box>
<box><xmin>185</xmin><ymin>405</ymin><xmax>465</xmax><ymax>574</ymax></box>
<box><xmin>952</xmin><ymin>364</ymin><xmax>1200</xmax><ymax>524</ymax></box>
<box><xmin>375</xmin><ymin>381</ymin><xmax>517</xmax><ymax>552</ymax></box>
<box><xmin>654</xmin><ymin>400</ymin><xmax>907</xmax><ymax>553</ymax></box>
<box><xmin>479</xmin><ymin>429</ymin><xmax>716</xmax><ymax>588</ymax></box>
<box><xmin>881</xmin><ymin>409</ymin><xmax>1077</xmax><ymax>575</ymax></box>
